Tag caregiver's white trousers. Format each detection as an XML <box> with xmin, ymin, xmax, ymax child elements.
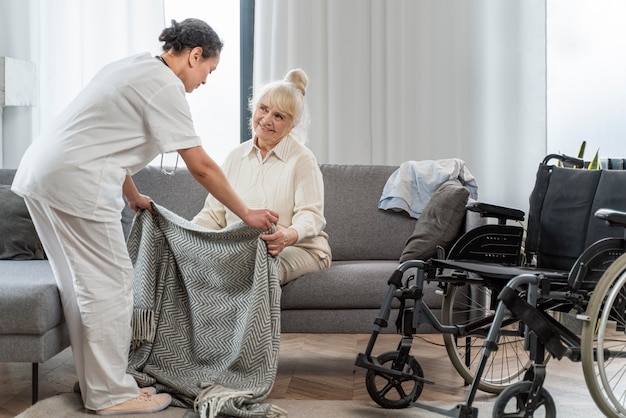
<box><xmin>24</xmin><ymin>198</ymin><xmax>141</xmax><ymax>410</ymax></box>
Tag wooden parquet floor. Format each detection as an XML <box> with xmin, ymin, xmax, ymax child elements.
<box><xmin>0</xmin><ymin>333</ymin><xmax>594</xmax><ymax>417</ymax></box>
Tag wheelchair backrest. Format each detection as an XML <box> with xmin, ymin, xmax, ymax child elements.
<box><xmin>525</xmin><ymin>163</ymin><xmax>626</xmax><ymax>271</ymax></box>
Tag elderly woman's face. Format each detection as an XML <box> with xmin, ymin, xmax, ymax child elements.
<box><xmin>253</xmin><ymin>100</ymin><xmax>293</xmax><ymax>145</ymax></box>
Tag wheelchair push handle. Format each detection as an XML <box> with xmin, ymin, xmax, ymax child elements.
<box><xmin>542</xmin><ymin>153</ymin><xmax>585</xmax><ymax>168</ymax></box>
<box><xmin>595</xmin><ymin>208</ymin><xmax>626</xmax><ymax>228</ymax></box>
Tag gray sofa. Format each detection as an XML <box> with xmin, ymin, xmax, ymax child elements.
<box><xmin>0</xmin><ymin>163</ymin><xmax>476</xmax><ymax>403</ymax></box>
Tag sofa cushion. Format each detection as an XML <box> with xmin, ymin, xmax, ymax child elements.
<box><xmin>0</xmin><ymin>185</ymin><xmax>45</xmax><ymax>260</ymax></box>
<box><xmin>126</xmin><ymin>165</ymin><xmax>417</xmax><ymax>261</ymax></box>
<box><xmin>280</xmin><ymin>260</ymin><xmax>444</xmax><ymax>310</ymax></box>
<box><xmin>0</xmin><ymin>260</ymin><xmax>64</xmax><ymax>334</ymax></box>
<box><xmin>0</xmin><ymin>168</ymin><xmax>15</xmax><ymax>185</ymax></box>
<box><xmin>399</xmin><ymin>180</ymin><xmax>470</xmax><ymax>262</ymax></box>
<box><xmin>321</xmin><ymin>164</ymin><xmax>416</xmax><ymax>261</ymax></box>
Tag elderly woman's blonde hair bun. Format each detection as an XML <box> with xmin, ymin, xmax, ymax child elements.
<box><xmin>284</xmin><ymin>69</ymin><xmax>308</xmax><ymax>96</ymax></box>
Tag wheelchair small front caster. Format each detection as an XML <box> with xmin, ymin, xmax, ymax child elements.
<box><xmin>492</xmin><ymin>381</ymin><xmax>556</xmax><ymax>418</ymax></box>
<box><xmin>365</xmin><ymin>351</ymin><xmax>424</xmax><ymax>409</ymax></box>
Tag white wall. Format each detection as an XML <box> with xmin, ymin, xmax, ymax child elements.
<box><xmin>0</xmin><ymin>0</ymin><xmax>39</xmax><ymax>168</ymax></box>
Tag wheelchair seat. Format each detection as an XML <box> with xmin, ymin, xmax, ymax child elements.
<box><xmin>432</xmin><ymin>259</ymin><xmax>569</xmax><ymax>281</ymax></box>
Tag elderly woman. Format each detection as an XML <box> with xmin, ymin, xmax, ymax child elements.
<box><xmin>193</xmin><ymin>69</ymin><xmax>331</xmax><ymax>284</ymax></box>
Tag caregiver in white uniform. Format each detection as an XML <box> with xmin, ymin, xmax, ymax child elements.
<box><xmin>11</xmin><ymin>18</ymin><xmax>278</xmax><ymax>416</ymax></box>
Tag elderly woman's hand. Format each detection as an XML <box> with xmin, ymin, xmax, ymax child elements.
<box><xmin>260</xmin><ymin>225</ymin><xmax>298</xmax><ymax>256</ymax></box>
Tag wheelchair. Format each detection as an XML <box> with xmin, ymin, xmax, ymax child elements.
<box><xmin>355</xmin><ymin>154</ymin><xmax>626</xmax><ymax>417</ymax></box>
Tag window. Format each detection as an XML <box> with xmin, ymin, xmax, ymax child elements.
<box><xmin>159</xmin><ymin>1</ymin><xmax>241</xmax><ymax>167</ymax></box>
<box><xmin>547</xmin><ymin>0</ymin><xmax>626</xmax><ymax>159</ymax></box>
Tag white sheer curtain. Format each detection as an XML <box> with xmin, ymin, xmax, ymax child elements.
<box><xmin>39</xmin><ymin>0</ymin><xmax>164</xmax><ymax>131</ymax></box>
<box><xmin>254</xmin><ymin>0</ymin><xmax>547</xmax><ymax>214</ymax></box>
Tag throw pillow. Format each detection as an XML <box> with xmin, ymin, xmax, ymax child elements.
<box><xmin>0</xmin><ymin>185</ymin><xmax>46</xmax><ymax>260</ymax></box>
<box><xmin>399</xmin><ymin>180</ymin><xmax>470</xmax><ymax>262</ymax></box>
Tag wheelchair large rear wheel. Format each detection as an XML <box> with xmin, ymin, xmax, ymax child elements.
<box><xmin>441</xmin><ymin>283</ymin><xmax>535</xmax><ymax>393</ymax></box>
<box><xmin>581</xmin><ymin>252</ymin><xmax>626</xmax><ymax>418</ymax></box>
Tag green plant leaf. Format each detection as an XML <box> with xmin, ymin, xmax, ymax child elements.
<box><xmin>587</xmin><ymin>148</ymin><xmax>600</xmax><ymax>170</ymax></box>
<box><xmin>577</xmin><ymin>140</ymin><xmax>587</xmax><ymax>159</ymax></box>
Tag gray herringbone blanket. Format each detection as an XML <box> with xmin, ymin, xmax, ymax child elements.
<box><xmin>126</xmin><ymin>204</ymin><xmax>285</xmax><ymax>418</ymax></box>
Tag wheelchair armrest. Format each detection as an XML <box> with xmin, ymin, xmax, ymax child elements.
<box><xmin>595</xmin><ymin>208</ymin><xmax>626</xmax><ymax>227</ymax></box>
<box><xmin>466</xmin><ymin>202</ymin><xmax>525</xmax><ymax>224</ymax></box>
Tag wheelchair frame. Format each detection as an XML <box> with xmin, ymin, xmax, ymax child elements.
<box><xmin>355</xmin><ymin>155</ymin><xmax>626</xmax><ymax>418</ymax></box>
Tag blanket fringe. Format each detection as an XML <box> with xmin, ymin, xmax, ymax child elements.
<box><xmin>130</xmin><ymin>308</ymin><xmax>155</xmax><ymax>350</ymax></box>
<box><xmin>194</xmin><ymin>384</ymin><xmax>288</xmax><ymax>418</ymax></box>
<box><xmin>266</xmin><ymin>405</ymin><xmax>289</xmax><ymax>418</ymax></box>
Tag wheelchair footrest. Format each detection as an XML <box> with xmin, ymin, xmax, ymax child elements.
<box><xmin>410</xmin><ymin>401</ymin><xmax>476</xmax><ymax>418</ymax></box>
<box><xmin>455</xmin><ymin>404</ymin><xmax>479</xmax><ymax>418</ymax></box>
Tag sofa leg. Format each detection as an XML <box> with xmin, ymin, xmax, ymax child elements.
<box><xmin>32</xmin><ymin>363</ymin><xmax>38</xmax><ymax>404</ymax></box>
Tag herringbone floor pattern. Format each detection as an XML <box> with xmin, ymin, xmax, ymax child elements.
<box><xmin>0</xmin><ymin>333</ymin><xmax>593</xmax><ymax>417</ymax></box>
